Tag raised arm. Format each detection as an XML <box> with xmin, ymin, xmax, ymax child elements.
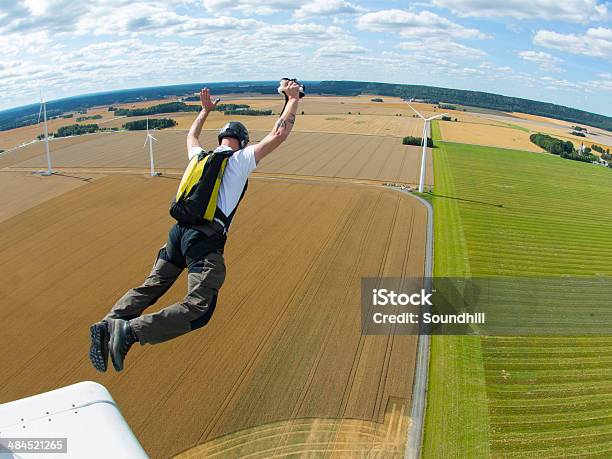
<box><xmin>253</xmin><ymin>80</ymin><xmax>300</xmax><ymax>164</ymax></box>
<box><xmin>186</xmin><ymin>88</ymin><xmax>219</xmax><ymax>152</ymax></box>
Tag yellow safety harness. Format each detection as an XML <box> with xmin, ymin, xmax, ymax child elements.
<box><xmin>170</xmin><ymin>149</ymin><xmax>246</xmax><ymax>228</ymax></box>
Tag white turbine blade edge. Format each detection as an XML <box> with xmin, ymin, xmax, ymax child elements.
<box><xmin>38</xmin><ymin>104</ymin><xmax>43</xmax><ymax>124</ymax></box>
<box><xmin>143</xmin><ymin>136</ymin><xmax>149</xmax><ymax>148</ymax></box>
<box><xmin>407</xmin><ymin>103</ymin><xmax>425</xmax><ymax>119</ymax></box>
<box><xmin>150</xmin><ymin>135</ymin><xmax>157</xmax><ymax>141</ymax></box>
<box><xmin>426</xmin><ymin>113</ymin><xmax>447</xmax><ymax>121</ymax></box>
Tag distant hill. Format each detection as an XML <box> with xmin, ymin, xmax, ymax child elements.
<box><xmin>315</xmin><ymin>81</ymin><xmax>612</xmax><ymax>131</ymax></box>
<box><xmin>1</xmin><ymin>80</ymin><xmax>610</xmax><ymax>132</ymax></box>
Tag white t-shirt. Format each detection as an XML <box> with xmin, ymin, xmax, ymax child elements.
<box><xmin>188</xmin><ymin>145</ymin><xmax>257</xmax><ymax>222</ymax></box>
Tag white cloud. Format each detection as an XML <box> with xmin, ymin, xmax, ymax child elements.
<box><xmin>202</xmin><ymin>0</ymin><xmax>301</xmax><ymax>15</ymax></box>
<box><xmin>315</xmin><ymin>44</ymin><xmax>369</xmax><ymax>58</ymax></box>
<box><xmin>585</xmin><ymin>73</ymin><xmax>612</xmax><ymax>91</ymax></box>
<box><xmin>0</xmin><ymin>1</ymin><xmax>611</xmax><ymax>114</ymax></box>
<box><xmin>432</xmin><ymin>0</ymin><xmax>608</xmax><ymax>24</ymax></box>
<box><xmin>518</xmin><ymin>50</ymin><xmax>563</xmax><ymax>72</ymax></box>
<box><xmin>0</xmin><ymin>1</ymin><xmax>263</xmax><ymax>37</ymax></box>
<box><xmin>398</xmin><ymin>39</ymin><xmax>487</xmax><ymax>60</ymax></box>
<box><xmin>534</xmin><ymin>28</ymin><xmax>612</xmax><ymax>60</ymax></box>
<box><xmin>200</xmin><ymin>22</ymin><xmax>355</xmax><ymax>52</ymax></box>
<box><xmin>293</xmin><ymin>0</ymin><xmax>365</xmax><ymax>20</ymax></box>
<box><xmin>540</xmin><ymin>76</ymin><xmax>585</xmax><ymax>91</ymax></box>
<box><xmin>77</xmin><ymin>3</ymin><xmax>263</xmax><ymax>36</ymax></box>
<box><xmin>356</xmin><ymin>9</ymin><xmax>488</xmax><ymax>40</ymax></box>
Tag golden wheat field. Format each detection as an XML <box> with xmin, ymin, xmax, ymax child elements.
<box><xmin>436</xmin><ymin>120</ymin><xmax>544</xmax><ymax>152</ymax></box>
<box><xmin>0</xmin><ymin>175</ymin><xmax>425</xmax><ymax>458</ymax></box>
<box><xmin>4</xmin><ymin>129</ymin><xmax>433</xmax><ymax>187</ymax></box>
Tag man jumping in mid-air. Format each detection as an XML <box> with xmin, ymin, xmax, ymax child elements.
<box><xmin>89</xmin><ymin>79</ymin><xmax>302</xmax><ymax>372</ymax></box>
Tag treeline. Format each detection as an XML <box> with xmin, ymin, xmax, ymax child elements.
<box><xmin>223</xmin><ymin>109</ymin><xmax>272</xmax><ymax>116</ymax></box>
<box><xmin>122</xmin><ymin>118</ymin><xmax>177</xmax><ymax>130</ymax></box>
<box><xmin>36</xmin><ymin>123</ymin><xmax>116</xmax><ymax>139</ymax></box>
<box><xmin>316</xmin><ymin>81</ymin><xmax>612</xmax><ymax>131</ymax></box>
<box><xmin>36</xmin><ymin>118</ymin><xmax>178</xmax><ymax>138</ymax></box>
<box><xmin>76</xmin><ymin>114</ymin><xmax>102</xmax><ymax>121</ymax></box>
<box><xmin>403</xmin><ymin>136</ymin><xmax>433</xmax><ymax>147</ymax></box>
<box><xmin>113</xmin><ymin>102</ymin><xmax>199</xmax><ymax>116</ymax></box>
<box><xmin>56</xmin><ymin>123</ymin><xmax>100</xmax><ymax>137</ymax></box>
<box><xmin>592</xmin><ymin>144</ymin><xmax>610</xmax><ymax>155</ymax></box>
<box><xmin>112</xmin><ymin>101</ymin><xmax>253</xmax><ymax>116</ymax></box>
<box><xmin>217</xmin><ymin>104</ymin><xmax>250</xmax><ymax>111</ymax></box>
<box><xmin>558</xmin><ymin>152</ymin><xmax>595</xmax><ymax>163</ymax></box>
<box><xmin>530</xmin><ymin>133</ymin><xmax>574</xmax><ymax>155</ymax></box>
<box><xmin>530</xmin><ymin>133</ymin><xmax>597</xmax><ymax>163</ymax></box>
<box><xmin>0</xmin><ymin>108</ymin><xmax>64</xmax><ymax>131</ymax></box>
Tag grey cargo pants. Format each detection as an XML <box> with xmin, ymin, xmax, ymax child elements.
<box><xmin>104</xmin><ymin>223</ymin><xmax>226</xmax><ymax>344</ymax></box>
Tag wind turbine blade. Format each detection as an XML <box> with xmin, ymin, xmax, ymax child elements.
<box><xmin>407</xmin><ymin>103</ymin><xmax>425</xmax><ymax>119</ymax></box>
<box><xmin>426</xmin><ymin>113</ymin><xmax>447</xmax><ymax>121</ymax></box>
<box><xmin>143</xmin><ymin>137</ymin><xmax>149</xmax><ymax>148</ymax></box>
<box><xmin>38</xmin><ymin>104</ymin><xmax>43</xmax><ymax>124</ymax></box>
<box><xmin>150</xmin><ymin>136</ymin><xmax>157</xmax><ymax>142</ymax></box>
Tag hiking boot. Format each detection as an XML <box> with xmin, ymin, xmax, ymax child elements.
<box><xmin>89</xmin><ymin>321</ymin><xmax>110</xmax><ymax>372</ymax></box>
<box><xmin>108</xmin><ymin>319</ymin><xmax>137</xmax><ymax>372</ymax></box>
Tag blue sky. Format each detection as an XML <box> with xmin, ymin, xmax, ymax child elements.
<box><xmin>0</xmin><ymin>0</ymin><xmax>610</xmax><ymax>115</ymax></box>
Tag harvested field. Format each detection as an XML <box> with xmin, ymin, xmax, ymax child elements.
<box><xmin>476</xmin><ymin>113</ymin><xmax>612</xmax><ymax>150</ymax></box>
<box><xmin>4</xmin><ymin>130</ymin><xmax>189</xmax><ymax>171</ymax></box>
<box><xmin>524</xmin><ymin>124</ymin><xmax>612</xmax><ymax>150</ymax></box>
<box><xmin>176</xmin><ymin>397</ymin><xmax>409</xmax><ymax>458</ymax></box>
<box><xmin>0</xmin><ymin>174</ymin><xmax>426</xmax><ymax>458</ymax></box>
<box><xmin>257</xmin><ymin>134</ymin><xmax>432</xmax><ymax>186</ymax></box>
<box><xmin>105</xmin><ymin>95</ymin><xmax>414</xmax><ymax>118</ymax></box>
<box><xmin>101</xmin><ymin>112</ymin><xmax>423</xmax><ymax>137</ymax></box>
<box><xmin>0</xmin><ymin>134</ymin><xmax>104</xmax><ymax>168</ymax></box>
<box><xmin>437</xmin><ymin>121</ymin><xmax>543</xmax><ymax>152</ymax></box>
<box><xmin>0</xmin><ymin>171</ymin><xmax>100</xmax><ymax>223</ymax></box>
<box><xmin>510</xmin><ymin>112</ymin><xmax>580</xmax><ymax>128</ymax></box>
<box><xmin>0</xmin><ymin>118</ymin><xmax>77</xmax><ymax>151</ymax></box>
<box><xmin>0</xmin><ymin>95</ymin><xmax>509</xmax><ymax>152</ymax></box>
<box><xmin>0</xmin><ymin>109</ymin><xmax>118</xmax><ymax>151</ymax></box>
<box><xmin>5</xmin><ymin>130</ymin><xmax>433</xmax><ymax>187</ymax></box>
<box><xmin>183</xmin><ymin>95</ymin><xmax>413</xmax><ymax>115</ymax></box>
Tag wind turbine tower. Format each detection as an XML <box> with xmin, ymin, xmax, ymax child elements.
<box><xmin>407</xmin><ymin>104</ymin><xmax>446</xmax><ymax>193</ymax></box>
<box><xmin>144</xmin><ymin>118</ymin><xmax>160</xmax><ymax>177</ymax></box>
<box><xmin>36</xmin><ymin>91</ymin><xmax>53</xmax><ymax>176</ymax></box>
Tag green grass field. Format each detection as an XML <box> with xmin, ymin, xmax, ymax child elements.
<box><xmin>422</xmin><ymin>125</ymin><xmax>612</xmax><ymax>458</ymax></box>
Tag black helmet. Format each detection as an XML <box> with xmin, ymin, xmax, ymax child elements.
<box><xmin>218</xmin><ymin>121</ymin><xmax>249</xmax><ymax>149</ymax></box>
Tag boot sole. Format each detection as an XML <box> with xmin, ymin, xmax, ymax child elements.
<box><xmin>89</xmin><ymin>323</ymin><xmax>108</xmax><ymax>373</ymax></box>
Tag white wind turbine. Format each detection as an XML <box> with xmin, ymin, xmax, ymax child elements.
<box><xmin>407</xmin><ymin>104</ymin><xmax>446</xmax><ymax>193</ymax></box>
<box><xmin>143</xmin><ymin>118</ymin><xmax>160</xmax><ymax>177</ymax></box>
<box><xmin>35</xmin><ymin>90</ymin><xmax>53</xmax><ymax>176</ymax></box>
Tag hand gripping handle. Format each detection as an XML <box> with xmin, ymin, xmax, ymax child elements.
<box><xmin>277</xmin><ymin>78</ymin><xmax>305</xmax><ymax>116</ymax></box>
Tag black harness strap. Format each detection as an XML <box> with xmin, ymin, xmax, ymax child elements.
<box><xmin>213</xmin><ymin>180</ymin><xmax>249</xmax><ymax>229</ymax></box>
